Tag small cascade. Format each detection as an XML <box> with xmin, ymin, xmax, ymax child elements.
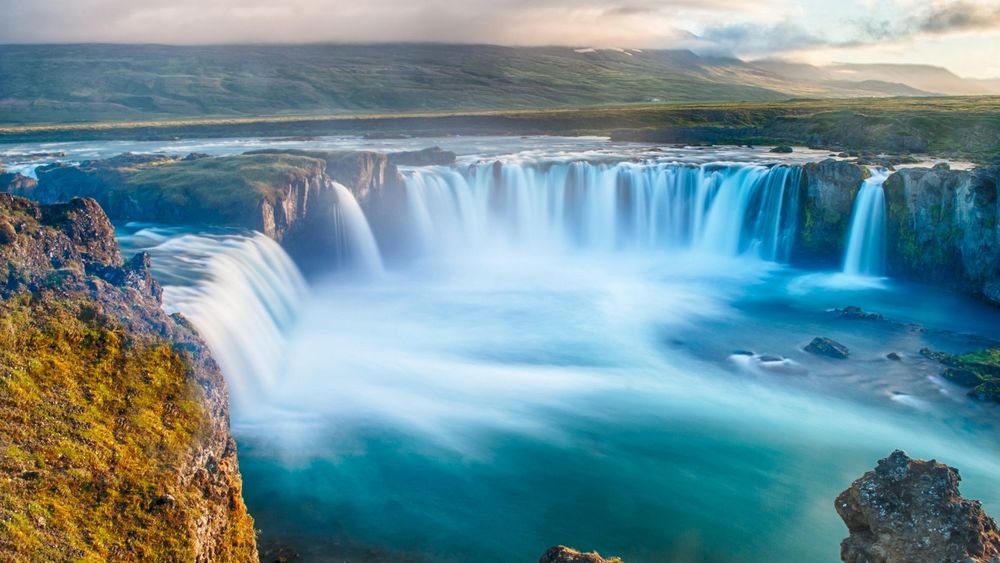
<box><xmin>398</xmin><ymin>161</ymin><xmax>801</xmax><ymax>261</ymax></box>
<box><xmin>124</xmin><ymin>231</ymin><xmax>309</xmax><ymax>409</ymax></box>
<box><xmin>330</xmin><ymin>182</ymin><xmax>384</xmax><ymax>274</ymax></box>
<box><xmin>843</xmin><ymin>170</ymin><xmax>889</xmax><ymax>276</ymax></box>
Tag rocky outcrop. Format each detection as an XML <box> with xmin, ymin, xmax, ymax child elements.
<box><xmin>883</xmin><ymin>166</ymin><xmax>1000</xmax><ymax>301</ymax></box>
<box><xmin>26</xmin><ymin>153</ymin><xmax>332</xmax><ymax>242</ymax></box>
<box><xmin>539</xmin><ymin>546</ymin><xmax>621</xmax><ymax>563</ymax></box>
<box><xmin>0</xmin><ymin>194</ymin><xmax>257</xmax><ymax>560</ymax></box>
<box><xmin>793</xmin><ymin>159</ymin><xmax>866</xmax><ymax>266</ymax></box>
<box><xmin>245</xmin><ymin>149</ymin><xmax>402</xmax><ymax>201</ymax></box>
<box><xmin>836</xmin><ymin>450</ymin><xmax>1000</xmax><ymax>563</ymax></box>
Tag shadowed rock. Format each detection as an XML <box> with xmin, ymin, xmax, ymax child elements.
<box><xmin>540</xmin><ymin>546</ymin><xmax>621</xmax><ymax>563</ymax></box>
<box><xmin>836</xmin><ymin>450</ymin><xmax>1000</xmax><ymax>563</ymax></box>
<box><xmin>805</xmin><ymin>336</ymin><xmax>850</xmax><ymax>359</ymax></box>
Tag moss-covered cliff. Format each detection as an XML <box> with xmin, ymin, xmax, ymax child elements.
<box><xmin>792</xmin><ymin>159</ymin><xmax>866</xmax><ymax>267</ymax></box>
<box><xmin>883</xmin><ymin>165</ymin><xmax>999</xmax><ymax>301</ymax></box>
<box><xmin>0</xmin><ymin>195</ymin><xmax>257</xmax><ymax>561</ymax></box>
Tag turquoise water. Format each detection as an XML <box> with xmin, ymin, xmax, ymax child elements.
<box><xmin>230</xmin><ymin>252</ymin><xmax>1000</xmax><ymax>562</ymax></box>
<box><xmin>103</xmin><ymin>139</ymin><xmax>1000</xmax><ymax>562</ymax></box>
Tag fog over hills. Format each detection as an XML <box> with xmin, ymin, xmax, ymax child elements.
<box><xmin>1</xmin><ymin>43</ymin><xmax>997</xmax><ymax>124</ymax></box>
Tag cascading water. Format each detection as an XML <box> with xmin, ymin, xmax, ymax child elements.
<box><xmin>118</xmin><ymin>229</ymin><xmax>308</xmax><ymax>409</ymax></box>
<box><xmin>399</xmin><ymin>161</ymin><xmax>801</xmax><ymax>262</ymax></box>
<box><xmin>843</xmin><ymin>170</ymin><xmax>889</xmax><ymax>276</ymax></box>
<box><xmin>330</xmin><ymin>182</ymin><xmax>384</xmax><ymax>274</ymax></box>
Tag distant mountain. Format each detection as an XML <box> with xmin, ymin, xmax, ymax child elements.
<box><xmin>0</xmin><ymin>43</ymin><xmax>994</xmax><ymax>125</ymax></box>
<box><xmin>756</xmin><ymin>59</ymin><xmax>1000</xmax><ymax>96</ymax></box>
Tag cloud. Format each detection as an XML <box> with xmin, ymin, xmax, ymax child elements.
<box><xmin>0</xmin><ymin>0</ymin><xmax>759</xmax><ymax>45</ymax></box>
<box><xmin>914</xmin><ymin>1</ymin><xmax>1000</xmax><ymax>34</ymax></box>
<box><xmin>696</xmin><ymin>22</ymin><xmax>829</xmax><ymax>56</ymax></box>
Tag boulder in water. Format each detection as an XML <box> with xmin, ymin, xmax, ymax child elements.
<box><xmin>805</xmin><ymin>337</ymin><xmax>850</xmax><ymax>359</ymax></box>
<box><xmin>836</xmin><ymin>450</ymin><xmax>1000</xmax><ymax>563</ymax></box>
<box><xmin>886</xmin><ymin>352</ymin><xmax>902</xmax><ymax>361</ymax></box>
<box><xmin>837</xmin><ymin>306</ymin><xmax>884</xmax><ymax>321</ymax></box>
<box><xmin>769</xmin><ymin>145</ymin><xmax>794</xmax><ymax>153</ymax></box>
<box><xmin>539</xmin><ymin>546</ymin><xmax>621</xmax><ymax>563</ymax></box>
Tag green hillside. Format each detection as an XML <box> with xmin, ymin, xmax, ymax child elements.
<box><xmin>0</xmin><ymin>43</ymin><xmax>916</xmax><ymax>125</ymax></box>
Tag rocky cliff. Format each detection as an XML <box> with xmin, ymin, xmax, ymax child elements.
<box><xmin>793</xmin><ymin>159</ymin><xmax>867</xmax><ymax>266</ymax></box>
<box><xmin>836</xmin><ymin>450</ymin><xmax>1000</xmax><ymax>563</ymax></box>
<box><xmin>22</xmin><ymin>152</ymin><xmax>331</xmax><ymax>243</ymax></box>
<box><xmin>244</xmin><ymin>149</ymin><xmax>401</xmax><ymax>202</ymax></box>
<box><xmin>884</xmin><ymin>165</ymin><xmax>1000</xmax><ymax>303</ymax></box>
<box><xmin>790</xmin><ymin>159</ymin><xmax>1000</xmax><ymax>305</ymax></box>
<box><xmin>8</xmin><ymin>151</ymin><xmax>406</xmax><ymax>275</ymax></box>
<box><xmin>0</xmin><ymin>194</ymin><xmax>257</xmax><ymax>560</ymax></box>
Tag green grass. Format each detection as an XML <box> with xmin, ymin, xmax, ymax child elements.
<box><xmin>0</xmin><ymin>44</ymin><xmax>791</xmax><ymax>125</ymax></box>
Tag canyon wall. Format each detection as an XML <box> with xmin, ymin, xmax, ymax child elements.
<box><xmin>6</xmin><ymin>151</ymin><xmax>1000</xmax><ymax>302</ymax></box>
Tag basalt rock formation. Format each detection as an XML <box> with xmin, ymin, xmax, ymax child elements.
<box><xmin>793</xmin><ymin>159</ymin><xmax>866</xmax><ymax>267</ymax></box>
<box><xmin>245</xmin><ymin>149</ymin><xmax>401</xmax><ymax>201</ymax></box>
<box><xmin>883</xmin><ymin>165</ymin><xmax>1000</xmax><ymax>304</ymax></box>
<box><xmin>0</xmin><ymin>194</ymin><xmax>257</xmax><ymax>560</ymax></box>
<box><xmin>836</xmin><ymin>450</ymin><xmax>1000</xmax><ymax>563</ymax></box>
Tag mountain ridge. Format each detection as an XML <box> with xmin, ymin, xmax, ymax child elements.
<box><xmin>2</xmin><ymin>43</ymin><xmax>998</xmax><ymax>125</ymax></box>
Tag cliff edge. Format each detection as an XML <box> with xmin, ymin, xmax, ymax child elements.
<box><xmin>0</xmin><ymin>194</ymin><xmax>257</xmax><ymax>561</ymax></box>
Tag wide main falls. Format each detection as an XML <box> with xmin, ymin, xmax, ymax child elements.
<box><xmin>117</xmin><ymin>152</ymin><xmax>1000</xmax><ymax>562</ymax></box>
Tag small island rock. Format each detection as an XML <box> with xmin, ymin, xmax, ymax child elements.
<box><xmin>805</xmin><ymin>337</ymin><xmax>850</xmax><ymax>359</ymax></box>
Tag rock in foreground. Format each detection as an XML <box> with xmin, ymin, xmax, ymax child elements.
<box><xmin>0</xmin><ymin>195</ymin><xmax>256</xmax><ymax>560</ymax></box>
<box><xmin>540</xmin><ymin>546</ymin><xmax>621</xmax><ymax>563</ymax></box>
<box><xmin>836</xmin><ymin>450</ymin><xmax>1000</xmax><ymax>563</ymax></box>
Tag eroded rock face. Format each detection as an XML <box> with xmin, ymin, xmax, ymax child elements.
<box><xmin>246</xmin><ymin>148</ymin><xmax>401</xmax><ymax>202</ymax></box>
<box><xmin>836</xmin><ymin>450</ymin><xmax>1000</xmax><ymax>563</ymax></box>
<box><xmin>0</xmin><ymin>194</ymin><xmax>257</xmax><ymax>561</ymax></box>
<box><xmin>794</xmin><ymin>159</ymin><xmax>866</xmax><ymax>266</ymax></box>
<box><xmin>539</xmin><ymin>546</ymin><xmax>619</xmax><ymax>563</ymax></box>
<box><xmin>0</xmin><ymin>170</ymin><xmax>37</xmax><ymax>195</ymax></box>
<box><xmin>884</xmin><ymin>166</ymin><xmax>1000</xmax><ymax>300</ymax></box>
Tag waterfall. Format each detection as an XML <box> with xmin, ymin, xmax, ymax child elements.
<box><xmin>398</xmin><ymin>161</ymin><xmax>801</xmax><ymax>261</ymax></box>
<box><xmin>330</xmin><ymin>182</ymin><xmax>384</xmax><ymax>274</ymax></box>
<box><xmin>843</xmin><ymin>170</ymin><xmax>889</xmax><ymax>277</ymax></box>
<box><xmin>124</xmin><ymin>231</ymin><xmax>309</xmax><ymax>409</ymax></box>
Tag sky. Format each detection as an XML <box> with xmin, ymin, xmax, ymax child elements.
<box><xmin>1</xmin><ymin>0</ymin><xmax>999</xmax><ymax>78</ymax></box>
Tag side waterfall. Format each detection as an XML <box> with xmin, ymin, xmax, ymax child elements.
<box><xmin>843</xmin><ymin>170</ymin><xmax>889</xmax><ymax>276</ymax></box>
<box><xmin>123</xmin><ymin>230</ymin><xmax>309</xmax><ymax>409</ymax></box>
<box><xmin>399</xmin><ymin>162</ymin><xmax>802</xmax><ymax>261</ymax></box>
<box><xmin>331</xmin><ymin>182</ymin><xmax>384</xmax><ymax>274</ymax></box>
